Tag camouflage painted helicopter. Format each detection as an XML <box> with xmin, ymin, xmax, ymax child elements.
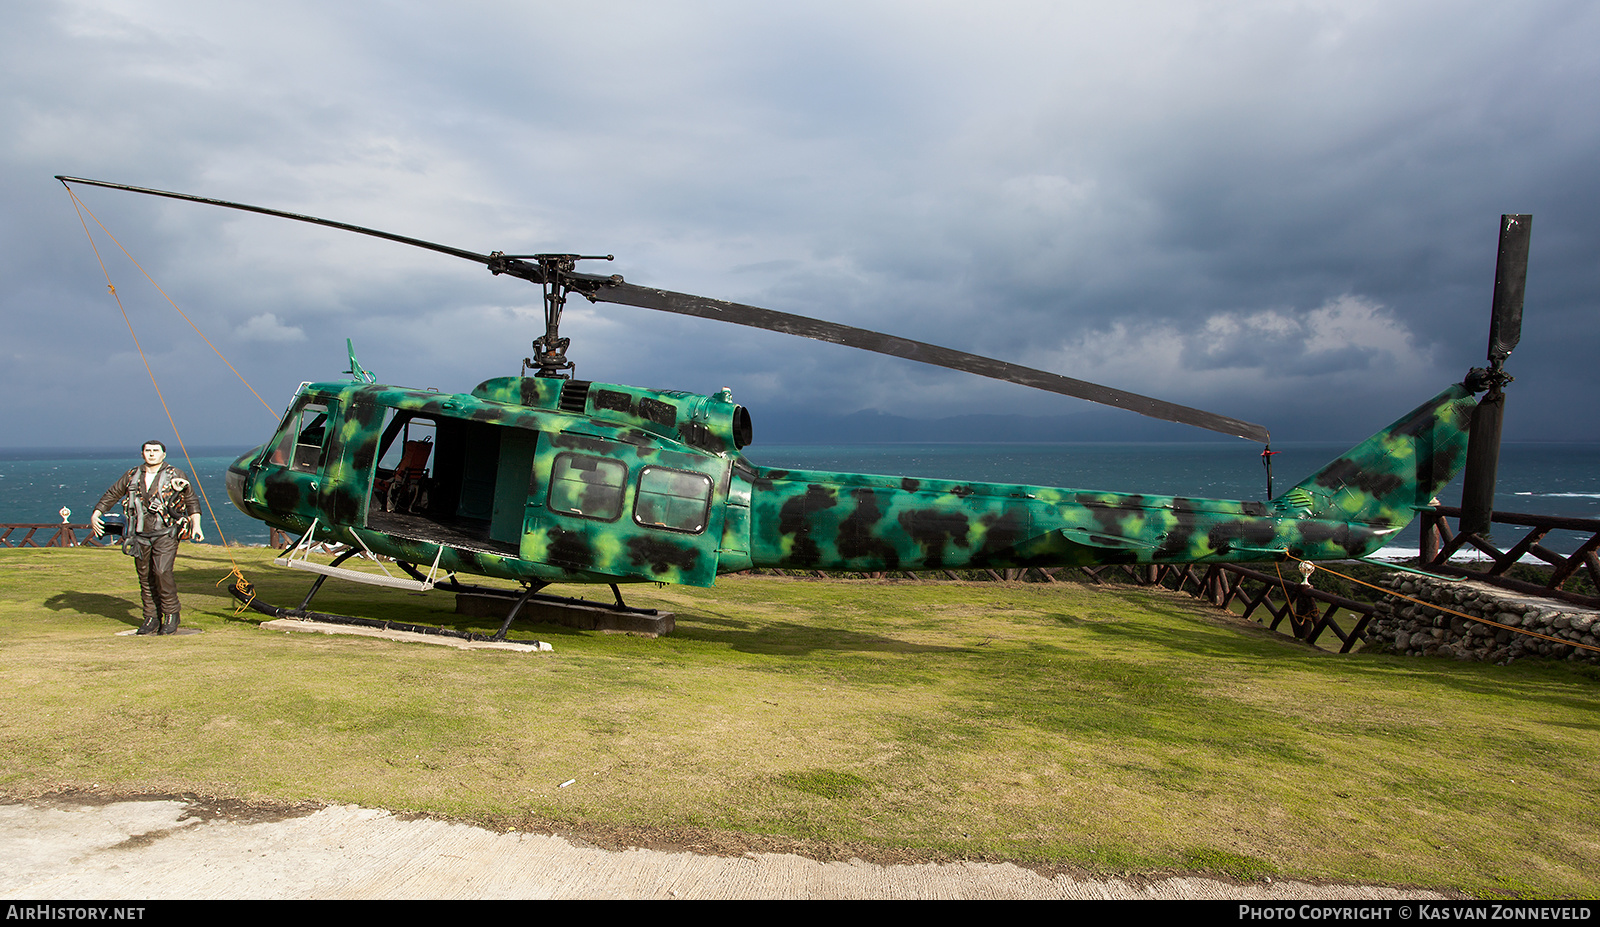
<box><xmin>60</xmin><ymin>177</ymin><xmax>1517</xmax><ymax>641</ymax></box>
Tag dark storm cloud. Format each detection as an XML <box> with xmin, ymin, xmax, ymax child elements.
<box><xmin>4</xmin><ymin>0</ymin><xmax>1596</xmax><ymax>449</ymax></box>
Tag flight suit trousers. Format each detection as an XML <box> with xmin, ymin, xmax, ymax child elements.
<box><xmin>133</xmin><ymin>532</ymin><xmax>181</xmax><ymax>621</ymax></box>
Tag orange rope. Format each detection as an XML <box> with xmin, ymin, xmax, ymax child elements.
<box><xmin>63</xmin><ymin>184</ymin><xmax>279</xmax><ymax>419</ymax></box>
<box><xmin>217</xmin><ymin>566</ymin><xmax>257</xmax><ymax>617</ymax></box>
<box><xmin>1286</xmin><ymin>554</ymin><xmax>1600</xmax><ymax>656</ymax></box>
<box><xmin>66</xmin><ymin>188</ymin><xmax>257</xmax><ymax>609</ymax></box>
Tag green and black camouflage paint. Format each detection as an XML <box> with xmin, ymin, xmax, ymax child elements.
<box><xmin>227</xmin><ymin>376</ymin><xmax>1476</xmax><ymax>588</ymax></box>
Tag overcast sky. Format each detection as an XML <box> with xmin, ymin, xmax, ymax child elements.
<box><xmin>5</xmin><ymin>0</ymin><xmax>1597</xmax><ymax>452</ymax></box>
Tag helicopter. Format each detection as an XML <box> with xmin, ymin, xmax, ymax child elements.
<box><xmin>58</xmin><ymin>176</ymin><xmax>1522</xmax><ymax>642</ymax></box>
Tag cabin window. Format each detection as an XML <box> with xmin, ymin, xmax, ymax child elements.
<box><xmin>377</xmin><ymin>416</ymin><xmax>437</xmax><ymax>474</ymax></box>
<box><xmin>633</xmin><ymin>466</ymin><xmax>712</xmax><ymax>534</ymax></box>
<box><xmin>549</xmin><ymin>453</ymin><xmax>626</xmax><ymax>521</ymax></box>
<box><xmin>373</xmin><ymin>414</ymin><xmax>438</xmax><ymax>516</ymax></box>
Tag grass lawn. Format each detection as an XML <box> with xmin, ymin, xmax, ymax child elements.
<box><xmin>2</xmin><ymin>544</ymin><xmax>1596</xmax><ymax>898</ymax></box>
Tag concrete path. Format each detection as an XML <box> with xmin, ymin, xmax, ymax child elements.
<box><xmin>0</xmin><ymin>795</ymin><xmax>1448</xmax><ymax>900</ymax></box>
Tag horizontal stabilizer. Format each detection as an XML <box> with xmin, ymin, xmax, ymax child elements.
<box><xmin>1057</xmin><ymin>527</ymin><xmax>1158</xmax><ymax>551</ymax></box>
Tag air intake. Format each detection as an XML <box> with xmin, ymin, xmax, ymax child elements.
<box><xmin>558</xmin><ymin>380</ymin><xmax>591</xmax><ymax>414</ymax></box>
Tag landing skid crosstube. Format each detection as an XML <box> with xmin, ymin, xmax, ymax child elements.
<box><xmin>232</xmin><ymin>542</ymin><xmax>665</xmax><ymax>643</ymax></box>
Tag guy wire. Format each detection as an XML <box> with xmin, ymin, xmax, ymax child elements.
<box><xmin>65</xmin><ymin>185</ymin><xmax>254</xmax><ymax>589</ymax></box>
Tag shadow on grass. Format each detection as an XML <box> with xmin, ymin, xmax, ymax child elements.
<box><xmin>1091</xmin><ymin>589</ymin><xmax>1600</xmax><ymax>723</ymax></box>
<box><xmin>43</xmin><ymin>591</ymin><xmax>140</xmax><ymax>628</ymax></box>
<box><xmin>1331</xmin><ymin>654</ymin><xmax>1600</xmax><ymax>716</ymax></box>
<box><xmin>166</xmin><ymin>550</ymin><xmax>1600</xmax><ymax>722</ymax></box>
<box><xmin>171</xmin><ymin>562</ymin><xmax>251</xmax><ymax>602</ymax></box>
<box><xmin>205</xmin><ymin>572</ymin><xmax>660</xmax><ymax>644</ymax></box>
<box><xmin>674</xmin><ymin>614</ymin><xmax>971</xmax><ymax>657</ymax></box>
<box><xmin>207</xmin><ymin>557</ymin><xmax>966</xmax><ymax>657</ymax></box>
<box><xmin>1059</xmin><ymin>595</ymin><xmax>1326</xmax><ymax>662</ymax></box>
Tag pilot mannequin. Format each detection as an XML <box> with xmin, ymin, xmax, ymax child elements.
<box><xmin>92</xmin><ymin>441</ymin><xmax>204</xmax><ymax>635</ymax></box>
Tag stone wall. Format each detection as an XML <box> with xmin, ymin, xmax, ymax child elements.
<box><xmin>1364</xmin><ymin>574</ymin><xmax>1600</xmax><ymax>665</ymax></box>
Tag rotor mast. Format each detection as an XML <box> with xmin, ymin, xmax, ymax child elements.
<box><xmin>491</xmin><ymin>252</ymin><xmax>614</xmax><ymax>378</ymax></box>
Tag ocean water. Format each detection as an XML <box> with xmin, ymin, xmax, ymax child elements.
<box><xmin>2</xmin><ymin>442</ymin><xmax>1594</xmax><ymax>557</ymax></box>
<box><xmin>1</xmin><ymin>447</ymin><xmax>273</xmax><ymax>545</ymax></box>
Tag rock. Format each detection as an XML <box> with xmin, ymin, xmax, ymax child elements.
<box><xmin>1360</xmin><ymin>578</ymin><xmax>1599</xmax><ymax>666</ymax></box>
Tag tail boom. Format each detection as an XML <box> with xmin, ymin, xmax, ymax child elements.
<box><xmin>742</xmin><ymin>384</ymin><xmax>1477</xmax><ymax>574</ymax></box>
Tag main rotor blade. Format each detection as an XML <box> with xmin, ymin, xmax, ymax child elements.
<box><xmin>55</xmin><ymin>175</ymin><xmax>546</xmax><ymax>284</ymax></box>
<box><xmin>58</xmin><ymin>174</ymin><xmax>1270</xmax><ymax>442</ymax></box>
<box><xmin>1487</xmin><ymin>214</ymin><xmax>1531</xmax><ymax>363</ymax></box>
<box><xmin>595</xmin><ymin>282</ymin><xmax>1271</xmax><ymax>443</ymax></box>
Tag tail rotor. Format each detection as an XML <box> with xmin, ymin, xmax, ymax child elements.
<box><xmin>1459</xmin><ymin>214</ymin><xmax>1532</xmax><ymax>536</ymax></box>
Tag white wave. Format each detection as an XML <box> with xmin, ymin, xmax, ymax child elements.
<box><xmin>1362</xmin><ymin>546</ymin><xmax>1549</xmax><ymax>565</ymax></box>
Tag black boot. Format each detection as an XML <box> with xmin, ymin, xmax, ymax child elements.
<box><xmin>136</xmin><ymin>614</ymin><xmax>160</xmax><ymax>635</ymax></box>
<box><xmin>160</xmin><ymin>613</ymin><xmax>180</xmax><ymax>635</ymax></box>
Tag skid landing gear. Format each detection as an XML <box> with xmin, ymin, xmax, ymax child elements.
<box><xmin>388</xmin><ymin>561</ymin><xmax>675</xmax><ymax>636</ymax></box>
<box><xmin>426</xmin><ymin>573</ymin><xmax>677</xmax><ymax>637</ymax></box>
<box><xmin>227</xmin><ymin>548</ymin><xmax>554</xmax><ymax>646</ymax></box>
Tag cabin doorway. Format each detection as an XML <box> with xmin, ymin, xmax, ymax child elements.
<box><xmin>365</xmin><ymin>410</ymin><xmax>539</xmax><ymax>556</ymax></box>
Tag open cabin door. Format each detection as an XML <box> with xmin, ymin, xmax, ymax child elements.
<box><xmin>524</xmin><ymin>435</ymin><xmax>729</xmax><ymax>586</ymax></box>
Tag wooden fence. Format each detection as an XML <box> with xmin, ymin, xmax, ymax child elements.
<box><xmin>1419</xmin><ymin>505</ymin><xmax>1600</xmax><ymax>609</ymax></box>
<box><xmin>0</xmin><ymin>524</ymin><xmax>116</xmax><ymax>549</ymax></box>
<box><xmin>1</xmin><ymin>523</ymin><xmax>297</xmax><ymax>549</ymax></box>
<box><xmin>1140</xmin><ymin>562</ymin><xmax>1374</xmax><ymax>653</ymax></box>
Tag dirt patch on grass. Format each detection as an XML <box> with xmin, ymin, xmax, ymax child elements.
<box><xmin>7</xmin><ymin>787</ymin><xmax>322</xmax><ymax>826</ymax></box>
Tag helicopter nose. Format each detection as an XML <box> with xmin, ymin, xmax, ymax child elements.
<box><xmin>226</xmin><ymin>446</ymin><xmax>263</xmax><ymax>513</ymax></box>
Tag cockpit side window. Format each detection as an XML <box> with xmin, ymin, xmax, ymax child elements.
<box><xmin>290</xmin><ymin>404</ymin><xmax>330</xmax><ymax>472</ymax></box>
<box><xmin>264</xmin><ymin>400</ymin><xmax>330</xmax><ymax>471</ymax></box>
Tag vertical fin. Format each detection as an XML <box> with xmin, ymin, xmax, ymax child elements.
<box><xmin>1273</xmin><ymin>383</ymin><xmax>1477</xmax><ymax>529</ymax></box>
